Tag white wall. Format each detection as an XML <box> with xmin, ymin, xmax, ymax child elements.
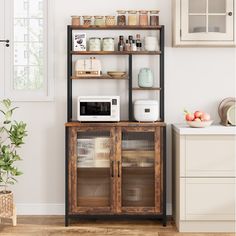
<box><xmin>10</xmin><ymin>0</ymin><xmax>236</xmax><ymax>215</ymax></box>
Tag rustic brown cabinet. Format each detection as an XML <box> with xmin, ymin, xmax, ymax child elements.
<box><xmin>66</xmin><ymin>122</ymin><xmax>166</xmax><ymax>222</ymax></box>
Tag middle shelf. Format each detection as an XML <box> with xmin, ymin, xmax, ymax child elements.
<box><xmin>71</xmin><ymin>51</ymin><xmax>161</xmax><ymax>55</ymax></box>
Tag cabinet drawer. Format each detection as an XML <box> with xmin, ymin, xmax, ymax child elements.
<box><xmin>184</xmin><ymin>136</ymin><xmax>235</xmax><ymax>177</ymax></box>
<box><xmin>180</xmin><ymin>178</ymin><xmax>236</xmax><ymax>221</ymax></box>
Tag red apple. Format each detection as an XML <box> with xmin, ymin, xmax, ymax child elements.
<box><xmin>185</xmin><ymin>113</ymin><xmax>195</xmax><ymax>121</ymax></box>
<box><xmin>194</xmin><ymin>111</ymin><xmax>203</xmax><ymax>119</ymax></box>
<box><xmin>194</xmin><ymin>118</ymin><xmax>201</xmax><ymax>122</ymax></box>
<box><xmin>201</xmin><ymin>112</ymin><xmax>211</xmax><ymax>121</ymax></box>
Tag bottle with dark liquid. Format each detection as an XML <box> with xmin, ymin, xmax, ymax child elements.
<box><xmin>118</xmin><ymin>35</ymin><xmax>125</xmax><ymax>51</ymax></box>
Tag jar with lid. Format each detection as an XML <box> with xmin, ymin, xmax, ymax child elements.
<box><xmin>103</xmin><ymin>37</ymin><xmax>115</xmax><ymax>51</ymax></box>
<box><xmin>71</xmin><ymin>16</ymin><xmax>80</xmax><ymax>26</ymax></box>
<box><xmin>139</xmin><ymin>10</ymin><xmax>148</xmax><ymax>26</ymax></box>
<box><xmin>150</xmin><ymin>10</ymin><xmax>159</xmax><ymax>26</ymax></box>
<box><xmin>94</xmin><ymin>16</ymin><xmax>104</xmax><ymax>26</ymax></box>
<box><xmin>83</xmin><ymin>16</ymin><xmax>92</xmax><ymax>26</ymax></box>
<box><xmin>89</xmin><ymin>37</ymin><xmax>101</xmax><ymax>51</ymax></box>
<box><xmin>128</xmin><ymin>10</ymin><xmax>137</xmax><ymax>25</ymax></box>
<box><xmin>105</xmin><ymin>16</ymin><xmax>116</xmax><ymax>26</ymax></box>
<box><xmin>117</xmin><ymin>10</ymin><xmax>126</xmax><ymax>26</ymax></box>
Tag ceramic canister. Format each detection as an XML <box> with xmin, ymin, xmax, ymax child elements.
<box><xmin>138</xmin><ymin>68</ymin><xmax>154</xmax><ymax>88</ymax></box>
<box><xmin>103</xmin><ymin>37</ymin><xmax>115</xmax><ymax>51</ymax></box>
<box><xmin>144</xmin><ymin>36</ymin><xmax>158</xmax><ymax>51</ymax></box>
<box><xmin>89</xmin><ymin>37</ymin><xmax>101</xmax><ymax>51</ymax></box>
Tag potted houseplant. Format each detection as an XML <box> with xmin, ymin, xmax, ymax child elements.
<box><xmin>0</xmin><ymin>99</ymin><xmax>27</xmax><ymax>226</ymax></box>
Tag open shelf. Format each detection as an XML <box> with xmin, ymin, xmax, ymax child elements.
<box><xmin>71</xmin><ymin>75</ymin><xmax>128</xmax><ymax>80</ymax></box>
<box><xmin>71</xmin><ymin>51</ymin><xmax>161</xmax><ymax>55</ymax></box>
<box><xmin>69</xmin><ymin>25</ymin><xmax>162</xmax><ymax>30</ymax></box>
<box><xmin>132</xmin><ymin>87</ymin><xmax>161</xmax><ymax>90</ymax></box>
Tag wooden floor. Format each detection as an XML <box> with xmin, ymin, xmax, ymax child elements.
<box><xmin>0</xmin><ymin>216</ymin><xmax>235</xmax><ymax>236</ymax></box>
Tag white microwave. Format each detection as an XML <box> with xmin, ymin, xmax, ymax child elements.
<box><xmin>77</xmin><ymin>96</ymin><xmax>120</xmax><ymax>122</ymax></box>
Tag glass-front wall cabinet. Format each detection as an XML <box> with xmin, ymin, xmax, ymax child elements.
<box><xmin>173</xmin><ymin>0</ymin><xmax>235</xmax><ymax>46</ymax></box>
<box><xmin>69</xmin><ymin>127</ymin><xmax>115</xmax><ymax>213</ymax></box>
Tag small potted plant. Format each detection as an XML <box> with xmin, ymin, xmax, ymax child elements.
<box><xmin>0</xmin><ymin>99</ymin><xmax>27</xmax><ymax>226</ymax></box>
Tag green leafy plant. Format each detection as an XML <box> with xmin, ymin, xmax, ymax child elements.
<box><xmin>0</xmin><ymin>99</ymin><xmax>27</xmax><ymax>193</ymax></box>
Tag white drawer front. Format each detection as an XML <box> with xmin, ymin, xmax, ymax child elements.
<box><xmin>180</xmin><ymin>178</ymin><xmax>236</xmax><ymax>221</ymax></box>
<box><xmin>184</xmin><ymin>136</ymin><xmax>236</xmax><ymax>177</ymax></box>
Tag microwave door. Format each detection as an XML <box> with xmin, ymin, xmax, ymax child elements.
<box><xmin>80</xmin><ymin>101</ymin><xmax>111</xmax><ymax>116</ymax></box>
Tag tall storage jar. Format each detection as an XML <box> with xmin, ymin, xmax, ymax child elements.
<box><xmin>117</xmin><ymin>10</ymin><xmax>126</xmax><ymax>25</ymax></box>
<box><xmin>150</xmin><ymin>10</ymin><xmax>159</xmax><ymax>26</ymax></box>
<box><xmin>83</xmin><ymin>16</ymin><xmax>92</xmax><ymax>26</ymax></box>
<box><xmin>71</xmin><ymin>16</ymin><xmax>80</xmax><ymax>26</ymax></box>
<box><xmin>128</xmin><ymin>11</ymin><xmax>137</xmax><ymax>25</ymax></box>
<box><xmin>139</xmin><ymin>10</ymin><xmax>148</xmax><ymax>26</ymax></box>
<box><xmin>105</xmin><ymin>16</ymin><xmax>116</xmax><ymax>26</ymax></box>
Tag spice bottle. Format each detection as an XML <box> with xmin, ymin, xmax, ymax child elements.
<box><xmin>125</xmin><ymin>40</ymin><xmax>131</xmax><ymax>51</ymax></box>
<box><xmin>131</xmin><ymin>40</ymin><xmax>137</xmax><ymax>51</ymax></box>
<box><xmin>118</xmin><ymin>36</ymin><xmax>125</xmax><ymax>51</ymax></box>
<box><xmin>117</xmin><ymin>10</ymin><xmax>126</xmax><ymax>26</ymax></box>
<box><xmin>136</xmin><ymin>34</ymin><xmax>142</xmax><ymax>51</ymax></box>
<box><xmin>128</xmin><ymin>35</ymin><xmax>133</xmax><ymax>44</ymax></box>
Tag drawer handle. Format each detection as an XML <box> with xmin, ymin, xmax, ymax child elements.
<box><xmin>111</xmin><ymin>161</ymin><xmax>114</xmax><ymax>178</ymax></box>
<box><xmin>118</xmin><ymin>161</ymin><xmax>120</xmax><ymax>178</ymax></box>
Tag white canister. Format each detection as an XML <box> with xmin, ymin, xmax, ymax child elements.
<box><xmin>144</xmin><ymin>36</ymin><xmax>158</xmax><ymax>51</ymax></box>
<box><xmin>134</xmin><ymin>100</ymin><xmax>159</xmax><ymax>122</ymax></box>
<box><xmin>103</xmin><ymin>37</ymin><xmax>115</xmax><ymax>51</ymax></box>
<box><xmin>89</xmin><ymin>37</ymin><xmax>101</xmax><ymax>51</ymax></box>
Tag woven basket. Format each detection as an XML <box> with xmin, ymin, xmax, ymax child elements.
<box><xmin>0</xmin><ymin>191</ymin><xmax>13</xmax><ymax>218</ymax></box>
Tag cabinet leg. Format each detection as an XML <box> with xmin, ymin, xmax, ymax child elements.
<box><xmin>12</xmin><ymin>205</ymin><xmax>17</xmax><ymax>226</ymax></box>
<box><xmin>65</xmin><ymin>215</ymin><xmax>69</xmax><ymax>227</ymax></box>
<box><xmin>162</xmin><ymin>215</ymin><xmax>167</xmax><ymax>227</ymax></box>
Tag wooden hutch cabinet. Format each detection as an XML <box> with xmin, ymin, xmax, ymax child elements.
<box><xmin>66</xmin><ymin>122</ymin><xmax>166</xmax><ymax>220</ymax></box>
<box><xmin>65</xmin><ymin>24</ymin><xmax>166</xmax><ymax>226</ymax></box>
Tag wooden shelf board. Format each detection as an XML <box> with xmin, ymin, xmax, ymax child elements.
<box><xmin>71</xmin><ymin>75</ymin><xmax>128</xmax><ymax>80</ymax></box>
<box><xmin>71</xmin><ymin>51</ymin><xmax>161</xmax><ymax>55</ymax></box>
<box><xmin>132</xmin><ymin>87</ymin><xmax>161</xmax><ymax>90</ymax></box>
<box><xmin>69</xmin><ymin>25</ymin><xmax>162</xmax><ymax>30</ymax></box>
<box><xmin>65</xmin><ymin>121</ymin><xmax>166</xmax><ymax>127</ymax></box>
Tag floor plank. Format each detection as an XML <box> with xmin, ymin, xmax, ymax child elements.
<box><xmin>0</xmin><ymin>216</ymin><xmax>234</xmax><ymax>236</ymax></box>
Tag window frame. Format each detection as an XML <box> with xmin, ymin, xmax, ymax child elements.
<box><xmin>2</xmin><ymin>0</ymin><xmax>54</xmax><ymax>102</ymax></box>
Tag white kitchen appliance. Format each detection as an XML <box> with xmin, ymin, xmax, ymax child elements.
<box><xmin>77</xmin><ymin>96</ymin><xmax>120</xmax><ymax>122</ymax></box>
<box><xmin>134</xmin><ymin>100</ymin><xmax>159</xmax><ymax>122</ymax></box>
<box><xmin>75</xmin><ymin>57</ymin><xmax>101</xmax><ymax>77</ymax></box>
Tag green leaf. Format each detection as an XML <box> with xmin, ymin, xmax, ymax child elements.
<box><xmin>2</xmin><ymin>99</ymin><xmax>11</xmax><ymax>109</ymax></box>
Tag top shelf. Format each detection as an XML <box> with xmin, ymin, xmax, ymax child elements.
<box><xmin>69</xmin><ymin>25</ymin><xmax>162</xmax><ymax>30</ymax></box>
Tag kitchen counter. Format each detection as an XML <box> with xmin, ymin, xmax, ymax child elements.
<box><xmin>172</xmin><ymin>123</ymin><xmax>236</xmax><ymax>135</ymax></box>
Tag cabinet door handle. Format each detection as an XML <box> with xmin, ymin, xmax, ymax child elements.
<box><xmin>117</xmin><ymin>161</ymin><xmax>121</xmax><ymax>178</ymax></box>
<box><xmin>228</xmin><ymin>12</ymin><xmax>233</xmax><ymax>16</ymax></box>
<box><xmin>111</xmin><ymin>161</ymin><xmax>114</xmax><ymax>177</ymax></box>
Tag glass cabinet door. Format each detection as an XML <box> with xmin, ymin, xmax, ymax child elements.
<box><xmin>118</xmin><ymin>128</ymin><xmax>162</xmax><ymax>213</ymax></box>
<box><xmin>181</xmin><ymin>0</ymin><xmax>234</xmax><ymax>40</ymax></box>
<box><xmin>69</xmin><ymin>127</ymin><xmax>115</xmax><ymax>213</ymax></box>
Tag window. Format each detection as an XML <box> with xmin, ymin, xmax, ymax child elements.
<box><xmin>0</xmin><ymin>0</ymin><xmax>54</xmax><ymax>101</ymax></box>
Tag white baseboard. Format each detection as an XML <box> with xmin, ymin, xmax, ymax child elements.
<box><xmin>16</xmin><ymin>203</ymin><xmax>172</xmax><ymax>216</ymax></box>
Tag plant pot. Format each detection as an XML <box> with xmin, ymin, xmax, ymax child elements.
<box><xmin>0</xmin><ymin>190</ymin><xmax>17</xmax><ymax>226</ymax></box>
<box><xmin>0</xmin><ymin>191</ymin><xmax>14</xmax><ymax>218</ymax></box>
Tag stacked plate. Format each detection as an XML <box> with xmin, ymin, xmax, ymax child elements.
<box><xmin>218</xmin><ymin>97</ymin><xmax>236</xmax><ymax>126</ymax></box>
<box><xmin>107</xmin><ymin>71</ymin><xmax>127</xmax><ymax>79</ymax></box>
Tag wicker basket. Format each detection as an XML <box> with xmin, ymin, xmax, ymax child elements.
<box><xmin>0</xmin><ymin>191</ymin><xmax>13</xmax><ymax>218</ymax></box>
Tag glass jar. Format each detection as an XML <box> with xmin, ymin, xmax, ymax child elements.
<box><xmin>128</xmin><ymin>10</ymin><xmax>137</xmax><ymax>25</ymax></box>
<box><xmin>89</xmin><ymin>37</ymin><xmax>101</xmax><ymax>51</ymax></box>
<box><xmin>105</xmin><ymin>16</ymin><xmax>116</xmax><ymax>26</ymax></box>
<box><xmin>103</xmin><ymin>37</ymin><xmax>115</xmax><ymax>51</ymax></box>
<box><xmin>150</xmin><ymin>10</ymin><xmax>159</xmax><ymax>26</ymax></box>
<box><xmin>71</xmin><ymin>16</ymin><xmax>80</xmax><ymax>26</ymax></box>
<box><xmin>94</xmin><ymin>16</ymin><xmax>105</xmax><ymax>26</ymax></box>
<box><xmin>83</xmin><ymin>16</ymin><xmax>92</xmax><ymax>26</ymax></box>
<box><xmin>117</xmin><ymin>10</ymin><xmax>126</xmax><ymax>26</ymax></box>
<box><xmin>139</xmin><ymin>10</ymin><xmax>148</xmax><ymax>26</ymax></box>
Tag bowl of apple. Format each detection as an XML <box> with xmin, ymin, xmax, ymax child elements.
<box><xmin>184</xmin><ymin>110</ymin><xmax>213</xmax><ymax>128</ymax></box>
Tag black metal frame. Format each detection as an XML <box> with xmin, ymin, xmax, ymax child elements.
<box><xmin>65</xmin><ymin>25</ymin><xmax>166</xmax><ymax>226</ymax></box>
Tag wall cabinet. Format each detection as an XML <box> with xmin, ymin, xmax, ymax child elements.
<box><xmin>66</xmin><ymin>122</ymin><xmax>166</xmax><ymax>223</ymax></box>
<box><xmin>173</xmin><ymin>0</ymin><xmax>236</xmax><ymax>46</ymax></box>
<box><xmin>172</xmin><ymin>124</ymin><xmax>236</xmax><ymax>232</ymax></box>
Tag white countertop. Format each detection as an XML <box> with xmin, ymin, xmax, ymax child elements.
<box><xmin>172</xmin><ymin>123</ymin><xmax>236</xmax><ymax>135</ymax></box>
